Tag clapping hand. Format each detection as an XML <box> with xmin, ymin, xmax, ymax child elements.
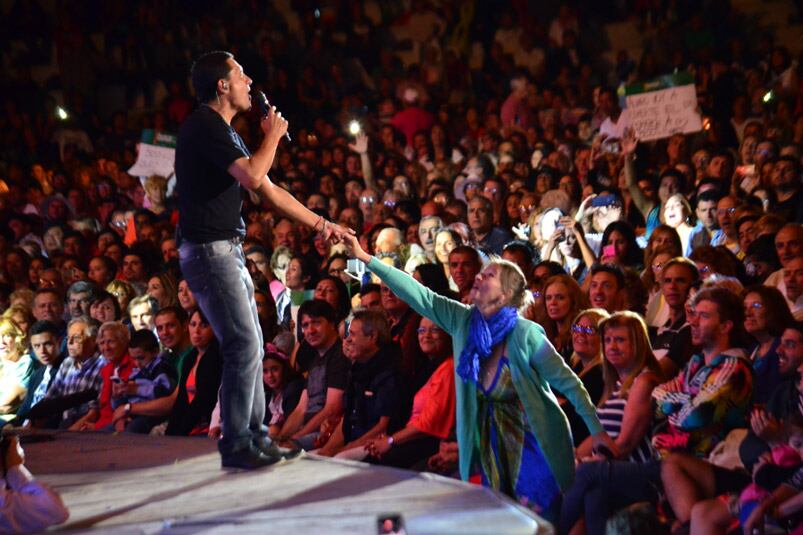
<box><xmin>621</xmin><ymin>127</ymin><xmax>638</xmax><ymax>156</ymax></box>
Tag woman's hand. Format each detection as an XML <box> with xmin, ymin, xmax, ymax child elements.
<box><xmin>344</xmin><ymin>233</ymin><xmax>372</xmax><ymax>264</ymax></box>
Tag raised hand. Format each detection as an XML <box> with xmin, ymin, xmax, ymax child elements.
<box><xmin>321</xmin><ymin>221</ymin><xmax>356</xmax><ymax>245</ymax></box>
<box><xmin>621</xmin><ymin>127</ymin><xmax>638</xmax><ymax>155</ymax></box>
<box><xmin>343</xmin><ymin>233</ymin><xmax>371</xmax><ymax>263</ymax></box>
<box><xmin>348</xmin><ymin>132</ymin><xmax>369</xmax><ymax>155</ymax></box>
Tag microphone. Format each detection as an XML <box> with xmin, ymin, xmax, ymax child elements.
<box><xmin>254</xmin><ymin>91</ymin><xmax>291</xmax><ymax>142</ymax></box>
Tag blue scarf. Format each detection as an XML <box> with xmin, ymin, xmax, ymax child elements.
<box><xmin>457</xmin><ymin>306</ymin><xmax>519</xmax><ymax>384</ymax></box>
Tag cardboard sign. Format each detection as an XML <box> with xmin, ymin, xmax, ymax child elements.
<box><xmin>128</xmin><ymin>142</ymin><xmax>175</xmax><ymax>179</ymax></box>
<box><xmin>624</xmin><ymin>72</ymin><xmax>703</xmax><ymax>141</ymax></box>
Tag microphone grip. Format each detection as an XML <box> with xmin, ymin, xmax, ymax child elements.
<box><xmin>256</xmin><ymin>91</ymin><xmax>291</xmax><ymax>142</ymax></box>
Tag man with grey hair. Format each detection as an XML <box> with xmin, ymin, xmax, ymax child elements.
<box><xmin>38</xmin><ymin>317</ymin><xmax>105</xmax><ymax>428</ymax></box>
<box><xmin>418</xmin><ymin>215</ymin><xmax>443</xmax><ymax>262</ymax></box>
<box><xmin>66</xmin><ymin>281</ymin><xmax>97</xmax><ymax>319</ymax></box>
<box><xmin>316</xmin><ymin>308</ymin><xmax>401</xmax><ymax>458</ymax></box>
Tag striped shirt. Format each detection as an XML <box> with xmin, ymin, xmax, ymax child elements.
<box><xmin>597</xmin><ymin>381</ymin><xmax>655</xmax><ymax>463</ymax></box>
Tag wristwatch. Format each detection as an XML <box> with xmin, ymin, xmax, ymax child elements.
<box><xmin>124</xmin><ymin>402</ymin><xmax>132</xmax><ymax>415</ymax></box>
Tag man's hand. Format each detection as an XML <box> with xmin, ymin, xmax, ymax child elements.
<box><xmin>751</xmin><ymin>409</ymin><xmax>783</xmax><ymax>445</ymax></box>
<box><xmin>621</xmin><ymin>127</ymin><xmax>638</xmax><ymax>156</ymax></box>
<box><xmin>365</xmin><ymin>434</ymin><xmax>392</xmax><ymax>459</ymax></box>
<box><xmin>321</xmin><ymin>221</ymin><xmax>355</xmax><ymax>245</ymax></box>
<box><xmin>261</xmin><ymin>106</ymin><xmax>289</xmax><ymax>143</ymax></box>
<box><xmin>112</xmin><ymin>405</ymin><xmax>128</xmax><ymax>424</ymax></box>
<box><xmin>348</xmin><ymin>132</ymin><xmax>369</xmax><ymax>155</ymax></box>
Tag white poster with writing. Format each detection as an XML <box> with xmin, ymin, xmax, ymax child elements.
<box><xmin>624</xmin><ymin>74</ymin><xmax>703</xmax><ymax>142</ymax></box>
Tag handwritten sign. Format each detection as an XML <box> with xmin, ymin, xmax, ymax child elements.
<box><xmin>128</xmin><ymin>143</ymin><xmax>175</xmax><ymax>179</ymax></box>
<box><xmin>624</xmin><ymin>73</ymin><xmax>702</xmax><ymax>142</ymax></box>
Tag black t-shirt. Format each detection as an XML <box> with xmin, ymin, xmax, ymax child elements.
<box><xmin>175</xmin><ymin>105</ymin><xmax>250</xmax><ymax>243</ymax></box>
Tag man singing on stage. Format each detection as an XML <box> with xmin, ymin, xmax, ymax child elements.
<box><xmin>175</xmin><ymin>51</ymin><xmax>353</xmax><ymax>470</ymax></box>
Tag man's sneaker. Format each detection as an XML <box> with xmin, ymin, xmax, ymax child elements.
<box><xmin>253</xmin><ymin>436</ymin><xmax>303</xmax><ymax>462</ymax></box>
<box><xmin>221</xmin><ymin>445</ymin><xmax>282</xmax><ymax>471</ymax></box>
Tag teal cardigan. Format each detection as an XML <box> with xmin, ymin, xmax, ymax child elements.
<box><xmin>368</xmin><ymin>257</ymin><xmax>603</xmax><ymax>491</ymax></box>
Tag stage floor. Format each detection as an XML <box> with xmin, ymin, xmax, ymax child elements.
<box><xmin>24</xmin><ymin>432</ymin><xmax>551</xmax><ymax>534</ymax></box>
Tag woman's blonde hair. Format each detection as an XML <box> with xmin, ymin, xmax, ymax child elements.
<box><xmin>489</xmin><ymin>258</ymin><xmax>532</xmax><ymax>311</ymax></box>
<box><xmin>599</xmin><ymin>311</ymin><xmax>663</xmax><ymax>403</ymax></box>
<box><xmin>541</xmin><ymin>274</ymin><xmax>589</xmax><ymax>351</ymax></box>
<box><xmin>568</xmin><ymin>308</ymin><xmax>610</xmax><ymax>370</ymax></box>
<box><xmin>98</xmin><ymin>321</ymin><xmax>131</xmax><ymax>345</ymax></box>
<box><xmin>0</xmin><ymin>317</ymin><xmax>27</xmax><ymax>357</ymax></box>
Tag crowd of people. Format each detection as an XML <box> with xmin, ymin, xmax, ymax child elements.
<box><xmin>2</xmin><ymin>0</ymin><xmax>803</xmax><ymax>532</ymax></box>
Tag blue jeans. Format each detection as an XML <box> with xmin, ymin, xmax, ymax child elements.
<box><xmin>559</xmin><ymin>460</ymin><xmax>661</xmax><ymax>535</ymax></box>
<box><xmin>179</xmin><ymin>238</ymin><xmax>266</xmax><ymax>457</ymax></box>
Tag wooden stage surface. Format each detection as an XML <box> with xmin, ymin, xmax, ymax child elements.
<box><xmin>22</xmin><ymin>432</ymin><xmax>551</xmax><ymax>534</ymax></box>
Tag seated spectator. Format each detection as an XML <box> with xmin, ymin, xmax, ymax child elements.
<box><xmin>153</xmin><ymin>306</ymin><xmax>192</xmax><ymax>379</ymax></box>
<box><xmin>0</xmin><ymin>317</ymin><xmax>34</xmax><ymax>421</ymax></box>
<box><xmin>317</xmin><ymin>309</ymin><xmax>402</xmax><ymax>457</ymax></box>
<box><xmin>561</xmin><ymin>308</ymin><xmax>609</xmax><ymax>446</ymax></box>
<box><xmin>14</xmin><ymin>320</ymin><xmax>65</xmax><ymax>423</ymax></box>
<box><xmin>653</xmin><ymin>287</ymin><xmax>753</xmax><ymax>458</ymax></box>
<box><xmin>261</xmin><ymin>344</ymin><xmax>304</xmax><ymax>437</ymax></box>
<box><xmin>468</xmin><ymin>196</ymin><xmax>512</xmax><ymax>255</ymax></box>
<box><xmin>560</xmin><ymin>311</ymin><xmax>664</xmax><ymax>535</ymax></box>
<box><xmin>110</xmin><ymin>329</ymin><xmax>177</xmax><ymax>433</ymax></box>
<box><xmin>361</xmin><ymin>317</ymin><xmax>456</xmax><ymax>469</ymax></box>
<box><xmin>165</xmin><ymin>308</ymin><xmax>222</xmax><ymax>436</ymax></box>
<box><xmin>73</xmin><ymin>322</ymin><xmax>134</xmax><ymax>431</ymax></box>
<box><xmin>38</xmin><ymin>317</ymin><xmax>104</xmax><ymax>429</ymax></box>
<box><xmin>278</xmin><ymin>300</ymin><xmax>347</xmax><ymax>449</ymax></box>
<box><xmin>65</xmin><ymin>281</ymin><xmax>96</xmax><ymax>320</ymax></box>
<box><xmin>668</xmin><ymin>321</ymin><xmax>803</xmax><ymax>533</ymax></box>
<box><xmin>643</xmin><ymin>243</ymin><xmax>682</xmax><ymax>328</ymax></box>
<box><xmin>88</xmin><ymin>290</ymin><xmax>121</xmax><ymax>324</ymax></box>
<box><xmin>588</xmin><ymin>264</ymin><xmax>625</xmax><ymax>313</ymax></box>
<box><xmin>542</xmin><ymin>274</ymin><xmax>589</xmax><ymax>359</ymax></box>
<box><xmin>447</xmin><ymin>245</ymin><xmax>482</xmax><ymax>303</ymax></box>
<box><xmin>146</xmin><ymin>271</ymin><xmax>178</xmax><ymax>310</ymax></box>
<box><xmin>650</xmin><ymin>257</ymin><xmax>699</xmax><ymax>378</ymax></box>
<box><xmin>106</xmin><ymin>280</ymin><xmax>136</xmax><ymax>323</ymax></box>
<box><xmin>127</xmin><ymin>295</ymin><xmax>158</xmax><ymax>332</ymax></box>
<box><xmin>743</xmin><ymin>286</ymin><xmax>795</xmax><ymax>404</ymax></box>
<box><xmin>784</xmin><ymin>255</ymin><xmax>803</xmax><ymax>320</ymax></box>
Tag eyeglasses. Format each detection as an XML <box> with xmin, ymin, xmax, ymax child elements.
<box><xmin>483</xmin><ymin>187</ymin><xmax>499</xmax><ymax>194</ymax></box>
<box><xmin>417</xmin><ymin>326</ymin><xmax>443</xmax><ymax>335</ymax></box>
<box><xmin>532</xmin><ymin>290</ymin><xmax>542</xmax><ymax>299</ymax></box>
<box><xmin>717</xmin><ymin>208</ymin><xmax>736</xmax><ymax>216</ymax></box>
<box><xmin>746</xmin><ymin>301</ymin><xmax>763</xmax><ymax>310</ymax></box>
<box><xmin>652</xmin><ymin>262</ymin><xmax>664</xmax><ymax>271</ymax></box>
<box><xmin>519</xmin><ymin>204</ymin><xmax>536</xmax><ymax>213</ymax></box>
<box><xmin>571</xmin><ymin>324</ymin><xmax>597</xmax><ymax>335</ymax></box>
<box><xmin>698</xmin><ymin>265</ymin><xmax>711</xmax><ymax>275</ymax></box>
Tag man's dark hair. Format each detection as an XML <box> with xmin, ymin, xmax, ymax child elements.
<box><xmin>503</xmin><ymin>241</ymin><xmax>537</xmax><ymax>266</ymax></box>
<box><xmin>360</xmin><ymin>283</ymin><xmax>381</xmax><ymax>296</ymax></box>
<box><xmin>695</xmin><ymin>182</ymin><xmax>725</xmax><ymax>202</ymax></box>
<box><xmin>590</xmin><ymin>263</ymin><xmax>626</xmax><ymax>289</ymax></box>
<box><xmin>191</xmin><ymin>51</ymin><xmax>234</xmax><ymax>103</ymax></box>
<box><xmin>778</xmin><ymin>154</ymin><xmax>801</xmax><ymax>176</ymax></box>
<box><xmin>129</xmin><ymin>329</ymin><xmax>160</xmax><ymax>353</ymax></box>
<box><xmin>298</xmin><ymin>299</ymin><xmax>337</xmax><ymax>326</ymax></box>
<box><xmin>29</xmin><ymin>320</ymin><xmax>60</xmax><ymax>338</ymax></box>
<box><xmin>90</xmin><ymin>290</ymin><xmax>122</xmax><ymax>320</ymax></box>
<box><xmin>244</xmin><ymin>245</ymin><xmax>269</xmax><ymax>259</ymax></box>
<box><xmin>692</xmin><ymin>287</ymin><xmax>745</xmax><ymax>343</ymax></box>
<box><xmin>155</xmin><ymin>305</ymin><xmax>188</xmax><ymax>323</ymax></box>
<box><xmin>449</xmin><ymin>245</ymin><xmax>482</xmax><ymax>267</ymax></box>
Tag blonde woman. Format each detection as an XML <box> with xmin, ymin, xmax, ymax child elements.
<box><xmin>0</xmin><ymin>317</ymin><xmax>34</xmax><ymax>419</ymax></box>
<box><xmin>346</xmin><ymin>234</ymin><xmax>615</xmax><ymax>521</ymax></box>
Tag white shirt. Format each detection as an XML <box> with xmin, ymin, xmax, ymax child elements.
<box><xmin>599</xmin><ymin>109</ymin><xmax>631</xmax><ymax>140</ymax></box>
<box><xmin>0</xmin><ymin>465</ymin><xmax>69</xmax><ymax>533</ymax></box>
